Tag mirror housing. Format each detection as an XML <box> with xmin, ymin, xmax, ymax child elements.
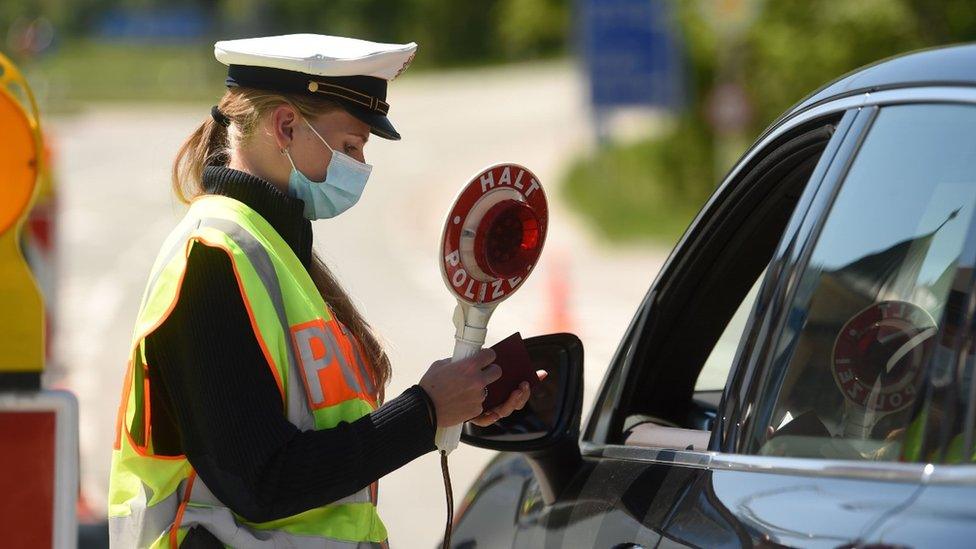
<box><xmin>461</xmin><ymin>333</ymin><xmax>584</xmax><ymax>503</ymax></box>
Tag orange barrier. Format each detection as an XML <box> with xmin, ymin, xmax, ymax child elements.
<box><xmin>0</xmin><ymin>51</ymin><xmax>44</xmax><ymax>374</ymax></box>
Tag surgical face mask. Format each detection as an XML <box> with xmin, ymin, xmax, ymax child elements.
<box><xmin>285</xmin><ymin>118</ymin><xmax>372</xmax><ymax>220</ymax></box>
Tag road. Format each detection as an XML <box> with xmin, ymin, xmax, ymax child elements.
<box><xmin>48</xmin><ymin>60</ymin><xmax>667</xmax><ymax>545</ymax></box>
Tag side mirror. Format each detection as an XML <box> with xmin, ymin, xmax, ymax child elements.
<box><xmin>462</xmin><ymin>332</ymin><xmax>584</xmax><ymax>453</ymax></box>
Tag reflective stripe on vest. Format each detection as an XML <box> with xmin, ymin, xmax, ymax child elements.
<box><xmin>199</xmin><ymin>217</ymin><xmax>314</xmax><ymax>429</ymax></box>
<box><xmin>108</xmin><ymin>477</ymin><xmax>376</xmax><ymax>549</ymax></box>
<box><xmin>109</xmin><ymin>195</ymin><xmax>385</xmax><ymax>547</ymax></box>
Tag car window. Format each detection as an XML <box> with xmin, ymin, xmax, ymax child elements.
<box><xmin>606</xmin><ymin>120</ymin><xmax>843</xmax><ymax>448</ymax></box>
<box><xmin>696</xmin><ymin>268</ymin><xmax>766</xmax><ymax>392</ymax></box>
<box><xmin>748</xmin><ymin>104</ymin><xmax>976</xmax><ymax>462</ymax></box>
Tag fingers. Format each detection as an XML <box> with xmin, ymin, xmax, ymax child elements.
<box><xmin>480</xmin><ymin>364</ymin><xmax>502</xmax><ymax>385</ymax></box>
<box><xmin>464</xmin><ymin>348</ymin><xmax>496</xmax><ymax>369</ymax></box>
<box><xmin>432</xmin><ymin>348</ymin><xmax>555</xmax><ymax>426</ymax></box>
<box><xmin>497</xmin><ymin>383</ymin><xmax>530</xmax><ymax>416</ymax></box>
<box><xmin>449</xmin><ymin>350</ymin><xmax>501</xmax><ymax>421</ymax></box>
<box><xmin>470</xmin><ymin>383</ymin><xmax>532</xmax><ymax>426</ymax></box>
<box><xmin>517</xmin><ymin>382</ymin><xmax>532</xmax><ymax>408</ymax></box>
<box><xmin>469</xmin><ymin>409</ymin><xmax>500</xmax><ymax>427</ymax></box>
<box><xmin>421</xmin><ymin>348</ymin><xmax>507</xmax><ymax>427</ymax></box>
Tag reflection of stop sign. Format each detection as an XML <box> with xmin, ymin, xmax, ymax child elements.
<box><xmin>441</xmin><ymin>163</ymin><xmax>548</xmax><ymax>306</ymax></box>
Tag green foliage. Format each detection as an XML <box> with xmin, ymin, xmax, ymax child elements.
<box><xmin>31</xmin><ymin>41</ymin><xmax>225</xmax><ymax>106</ymax></box>
<box><xmin>563</xmin><ymin>119</ymin><xmax>713</xmax><ymax>243</ymax></box>
<box><xmin>563</xmin><ymin>0</ymin><xmax>976</xmax><ymax>244</ymax></box>
<box><xmin>495</xmin><ymin>0</ymin><xmax>570</xmax><ymax>59</ymax></box>
<box><xmin>744</xmin><ymin>0</ymin><xmax>923</xmax><ymax>129</ymax></box>
<box><xmin>265</xmin><ymin>0</ymin><xmax>570</xmax><ymax>68</ymax></box>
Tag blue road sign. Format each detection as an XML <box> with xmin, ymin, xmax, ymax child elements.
<box><xmin>96</xmin><ymin>7</ymin><xmax>211</xmax><ymax>42</ymax></box>
<box><xmin>579</xmin><ymin>0</ymin><xmax>684</xmax><ymax>111</ymax></box>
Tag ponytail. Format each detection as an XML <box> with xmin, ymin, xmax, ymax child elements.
<box><xmin>171</xmin><ymin>112</ymin><xmax>229</xmax><ymax>204</ymax></box>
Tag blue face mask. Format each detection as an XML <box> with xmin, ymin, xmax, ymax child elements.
<box><xmin>285</xmin><ymin>118</ymin><xmax>372</xmax><ymax>220</ymax></box>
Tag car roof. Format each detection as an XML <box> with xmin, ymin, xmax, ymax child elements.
<box><xmin>783</xmin><ymin>42</ymin><xmax>976</xmax><ymax>118</ymax></box>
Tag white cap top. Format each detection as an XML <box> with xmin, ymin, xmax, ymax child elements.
<box><xmin>214</xmin><ymin>34</ymin><xmax>418</xmax><ymax>81</ymax></box>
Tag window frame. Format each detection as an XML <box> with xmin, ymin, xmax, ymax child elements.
<box><xmin>620</xmin><ymin>122</ymin><xmax>842</xmax><ymax>433</ymax></box>
<box><xmin>581</xmin><ymin>107</ymin><xmax>855</xmax><ymax>447</ymax></box>
<box><xmin>581</xmin><ymin>86</ymin><xmax>976</xmax><ymax>487</ymax></box>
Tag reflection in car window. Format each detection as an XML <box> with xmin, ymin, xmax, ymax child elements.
<box><xmin>751</xmin><ymin>104</ymin><xmax>976</xmax><ymax>462</ymax></box>
<box><xmin>696</xmin><ymin>269</ymin><xmax>766</xmax><ymax>391</ymax></box>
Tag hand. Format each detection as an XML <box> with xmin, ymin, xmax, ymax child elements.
<box><xmin>419</xmin><ymin>349</ymin><xmax>502</xmax><ymax>427</ymax></box>
<box><xmin>469</xmin><ymin>370</ymin><xmax>548</xmax><ymax>427</ymax></box>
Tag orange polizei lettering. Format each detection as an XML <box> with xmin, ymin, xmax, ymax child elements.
<box><xmin>291</xmin><ymin>319</ymin><xmax>360</xmax><ymax>410</ymax></box>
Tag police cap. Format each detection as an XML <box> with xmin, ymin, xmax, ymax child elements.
<box><xmin>214</xmin><ymin>34</ymin><xmax>418</xmax><ymax>140</ymax></box>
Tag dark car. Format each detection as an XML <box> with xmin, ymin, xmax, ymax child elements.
<box><xmin>450</xmin><ymin>44</ymin><xmax>976</xmax><ymax>548</ymax></box>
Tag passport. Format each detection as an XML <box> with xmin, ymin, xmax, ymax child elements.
<box><xmin>484</xmin><ymin>332</ymin><xmax>540</xmax><ymax>410</ymax></box>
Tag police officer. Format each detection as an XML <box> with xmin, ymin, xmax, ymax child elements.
<box><xmin>108</xmin><ymin>34</ymin><xmax>536</xmax><ymax>548</ymax></box>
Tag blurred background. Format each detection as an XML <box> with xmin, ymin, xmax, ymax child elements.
<box><xmin>4</xmin><ymin>0</ymin><xmax>976</xmax><ymax>546</ymax></box>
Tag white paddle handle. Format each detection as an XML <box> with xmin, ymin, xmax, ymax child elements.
<box><xmin>434</xmin><ymin>338</ymin><xmax>484</xmax><ymax>453</ymax></box>
<box><xmin>435</xmin><ymin>304</ymin><xmax>492</xmax><ymax>453</ymax></box>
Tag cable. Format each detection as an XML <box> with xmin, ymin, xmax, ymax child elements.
<box><xmin>440</xmin><ymin>450</ymin><xmax>454</xmax><ymax>549</ymax></box>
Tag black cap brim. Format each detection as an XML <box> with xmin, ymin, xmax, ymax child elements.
<box><xmin>340</xmin><ymin>103</ymin><xmax>401</xmax><ymax>141</ymax></box>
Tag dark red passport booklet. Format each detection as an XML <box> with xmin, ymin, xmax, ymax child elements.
<box><xmin>484</xmin><ymin>332</ymin><xmax>541</xmax><ymax>410</ymax></box>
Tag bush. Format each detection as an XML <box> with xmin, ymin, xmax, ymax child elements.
<box><xmin>563</xmin><ymin>118</ymin><xmax>713</xmax><ymax>243</ymax></box>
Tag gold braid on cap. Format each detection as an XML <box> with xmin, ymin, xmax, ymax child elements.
<box><xmin>306</xmin><ymin>81</ymin><xmax>390</xmax><ymax>115</ymax></box>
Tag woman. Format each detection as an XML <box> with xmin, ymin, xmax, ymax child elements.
<box><xmin>108</xmin><ymin>34</ymin><xmax>535</xmax><ymax>548</ymax></box>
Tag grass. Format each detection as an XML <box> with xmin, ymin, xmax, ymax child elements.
<box><xmin>561</xmin><ymin>121</ymin><xmax>717</xmax><ymax>245</ymax></box>
<box><xmin>23</xmin><ymin>40</ymin><xmax>227</xmax><ymax>111</ymax></box>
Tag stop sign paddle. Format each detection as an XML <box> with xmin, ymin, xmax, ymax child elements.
<box><xmin>435</xmin><ymin>163</ymin><xmax>548</xmax><ymax>454</ymax></box>
<box><xmin>440</xmin><ymin>163</ymin><xmax>548</xmax><ymax>307</ymax></box>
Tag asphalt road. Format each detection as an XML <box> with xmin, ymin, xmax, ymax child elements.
<box><xmin>48</xmin><ymin>61</ymin><xmax>667</xmax><ymax>545</ymax></box>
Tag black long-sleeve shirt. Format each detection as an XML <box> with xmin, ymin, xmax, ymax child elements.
<box><xmin>144</xmin><ymin>165</ymin><xmax>435</xmax><ymax>525</ymax></box>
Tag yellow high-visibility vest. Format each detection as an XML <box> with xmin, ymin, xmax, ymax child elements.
<box><xmin>108</xmin><ymin>194</ymin><xmax>385</xmax><ymax>548</ymax></box>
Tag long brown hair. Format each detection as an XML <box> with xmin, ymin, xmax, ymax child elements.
<box><xmin>171</xmin><ymin>87</ymin><xmax>390</xmax><ymax>402</ymax></box>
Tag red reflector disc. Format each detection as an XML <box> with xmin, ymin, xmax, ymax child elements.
<box><xmin>474</xmin><ymin>199</ymin><xmax>542</xmax><ymax>279</ymax></box>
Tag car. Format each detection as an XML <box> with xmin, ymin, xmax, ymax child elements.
<box><xmin>449</xmin><ymin>43</ymin><xmax>976</xmax><ymax>548</ymax></box>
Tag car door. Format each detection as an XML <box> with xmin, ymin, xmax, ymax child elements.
<box><xmin>658</xmin><ymin>101</ymin><xmax>976</xmax><ymax>548</ymax></box>
<box><xmin>511</xmin><ymin>107</ymin><xmax>854</xmax><ymax>548</ymax></box>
